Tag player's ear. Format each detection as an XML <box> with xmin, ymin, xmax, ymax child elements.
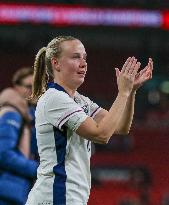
<box><xmin>51</xmin><ymin>57</ymin><xmax>60</xmax><ymax>72</ymax></box>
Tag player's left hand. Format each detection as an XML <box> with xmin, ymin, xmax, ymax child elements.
<box><xmin>132</xmin><ymin>58</ymin><xmax>153</xmax><ymax>91</ymax></box>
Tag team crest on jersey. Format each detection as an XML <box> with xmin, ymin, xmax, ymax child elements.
<box><xmin>74</xmin><ymin>96</ymin><xmax>89</xmax><ymax>114</ymax></box>
<box><xmin>82</xmin><ymin>104</ymin><xmax>89</xmax><ymax>114</ymax></box>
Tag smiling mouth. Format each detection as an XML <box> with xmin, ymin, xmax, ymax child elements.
<box><xmin>77</xmin><ymin>71</ymin><xmax>86</xmax><ymax>76</ymax></box>
<box><xmin>77</xmin><ymin>72</ymin><xmax>86</xmax><ymax>77</ymax></box>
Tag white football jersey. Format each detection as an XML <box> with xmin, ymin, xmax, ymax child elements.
<box><xmin>26</xmin><ymin>82</ymin><xmax>102</xmax><ymax>205</ymax></box>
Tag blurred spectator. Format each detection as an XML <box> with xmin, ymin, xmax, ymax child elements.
<box><xmin>161</xmin><ymin>193</ymin><xmax>169</xmax><ymax>205</ymax></box>
<box><xmin>144</xmin><ymin>82</ymin><xmax>169</xmax><ymax>129</ymax></box>
<box><xmin>129</xmin><ymin>167</ymin><xmax>152</xmax><ymax>205</ymax></box>
<box><xmin>119</xmin><ymin>198</ymin><xmax>140</xmax><ymax>205</ymax></box>
<box><xmin>0</xmin><ymin>67</ymin><xmax>38</xmax><ymax>205</ymax></box>
<box><xmin>133</xmin><ymin>77</ymin><xmax>169</xmax><ymax>131</ymax></box>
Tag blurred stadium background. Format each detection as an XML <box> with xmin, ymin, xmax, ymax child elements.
<box><xmin>1</xmin><ymin>1</ymin><xmax>169</xmax><ymax>205</ymax></box>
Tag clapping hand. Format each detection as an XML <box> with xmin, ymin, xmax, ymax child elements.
<box><xmin>115</xmin><ymin>57</ymin><xmax>153</xmax><ymax>93</ymax></box>
<box><xmin>132</xmin><ymin>58</ymin><xmax>153</xmax><ymax>91</ymax></box>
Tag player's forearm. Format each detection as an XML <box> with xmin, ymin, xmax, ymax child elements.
<box><xmin>78</xmin><ymin>92</ymin><xmax>130</xmax><ymax>144</ymax></box>
<box><xmin>94</xmin><ymin>92</ymin><xmax>129</xmax><ymax>143</ymax></box>
<box><xmin>115</xmin><ymin>90</ymin><xmax>136</xmax><ymax>134</ymax></box>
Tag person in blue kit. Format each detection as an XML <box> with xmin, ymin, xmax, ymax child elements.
<box><xmin>0</xmin><ymin>67</ymin><xmax>38</xmax><ymax>205</ymax></box>
<box><xmin>29</xmin><ymin>103</ymin><xmax>39</xmax><ymax>161</ymax></box>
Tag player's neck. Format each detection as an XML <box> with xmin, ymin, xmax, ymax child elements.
<box><xmin>54</xmin><ymin>80</ymin><xmax>76</xmax><ymax>98</ymax></box>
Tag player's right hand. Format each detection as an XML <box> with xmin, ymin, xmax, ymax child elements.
<box><xmin>115</xmin><ymin>56</ymin><xmax>141</xmax><ymax>97</ymax></box>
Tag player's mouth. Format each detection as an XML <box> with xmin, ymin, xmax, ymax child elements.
<box><xmin>77</xmin><ymin>71</ymin><xmax>86</xmax><ymax>77</ymax></box>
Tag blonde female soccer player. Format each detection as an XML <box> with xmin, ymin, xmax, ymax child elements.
<box><xmin>26</xmin><ymin>36</ymin><xmax>153</xmax><ymax>205</ymax></box>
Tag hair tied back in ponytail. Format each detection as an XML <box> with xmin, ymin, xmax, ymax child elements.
<box><xmin>31</xmin><ymin>47</ymin><xmax>47</xmax><ymax>100</ymax></box>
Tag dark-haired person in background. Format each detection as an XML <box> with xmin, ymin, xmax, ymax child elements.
<box><xmin>0</xmin><ymin>67</ymin><xmax>38</xmax><ymax>205</ymax></box>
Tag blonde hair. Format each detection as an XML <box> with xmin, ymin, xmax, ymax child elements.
<box><xmin>31</xmin><ymin>36</ymin><xmax>77</xmax><ymax>100</ymax></box>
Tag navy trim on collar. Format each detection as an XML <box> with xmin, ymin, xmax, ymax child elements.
<box><xmin>47</xmin><ymin>82</ymin><xmax>68</xmax><ymax>94</ymax></box>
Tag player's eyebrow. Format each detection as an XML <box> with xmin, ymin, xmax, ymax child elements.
<box><xmin>72</xmin><ymin>52</ymin><xmax>87</xmax><ymax>58</ymax></box>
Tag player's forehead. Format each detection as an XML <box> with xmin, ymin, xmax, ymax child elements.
<box><xmin>60</xmin><ymin>39</ymin><xmax>86</xmax><ymax>56</ymax></box>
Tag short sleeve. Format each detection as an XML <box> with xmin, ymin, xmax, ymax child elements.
<box><xmin>78</xmin><ymin>94</ymin><xmax>102</xmax><ymax>118</ymax></box>
<box><xmin>44</xmin><ymin>90</ymin><xmax>88</xmax><ymax>131</ymax></box>
<box><xmin>89</xmin><ymin>100</ymin><xmax>102</xmax><ymax>118</ymax></box>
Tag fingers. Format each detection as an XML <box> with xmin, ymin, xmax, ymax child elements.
<box><xmin>121</xmin><ymin>57</ymin><xmax>132</xmax><ymax>73</ymax></box>
<box><xmin>148</xmin><ymin>58</ymin><xmax>153</xmax><ymax>79</ymax></box>
<box><xmin>131</xmin><ymin>62</ymin><xmax>141</xmax><ymax>76</ymax></box>
<box><xmin>140</xmin><ymin>58</ymin><xmax>153</xmax><ymax>79</ymax></box>
<box><xmin>115</xmin><ymin>68</ymin><xmax>120</xmax><ymax>78</ymax></box>
<box><xmin>126</xmin><ymin>57</ymin><xmax>137</xmax><ymax>75</ymax></box>
<box><xmin>135</xmin><ymin>58</ymin><xmax>153</xmax><ymax>86</ymax></box>
<box><xmin>120</xmin><ymin>57</ymin><xmax>153</xmax><ymax>84</ymax></box>
<box><xmin>149</xmin><ymin>58</ymin><xmax>153</xmax><ymax>69</ymax></box>
<box><xmin>121</xmin><ymin>57</ymin><xmax>141</xmax><ymax>80</ymax></box>
<box><xmin>121</xmin><ymin>57</ymin><xmax>135</xmax><ymax>74</ymax></box>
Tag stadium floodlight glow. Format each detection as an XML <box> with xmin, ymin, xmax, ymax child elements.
<box><xmin>0</xmin><ymin>3</ymin><xmax>163</xmax><ymax>28</ymax></box>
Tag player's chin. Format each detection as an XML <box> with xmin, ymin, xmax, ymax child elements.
<box><xmin>76</xmin><ymin>78</ymin><xmax>85</xmax><ymax>87</ymax></box>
